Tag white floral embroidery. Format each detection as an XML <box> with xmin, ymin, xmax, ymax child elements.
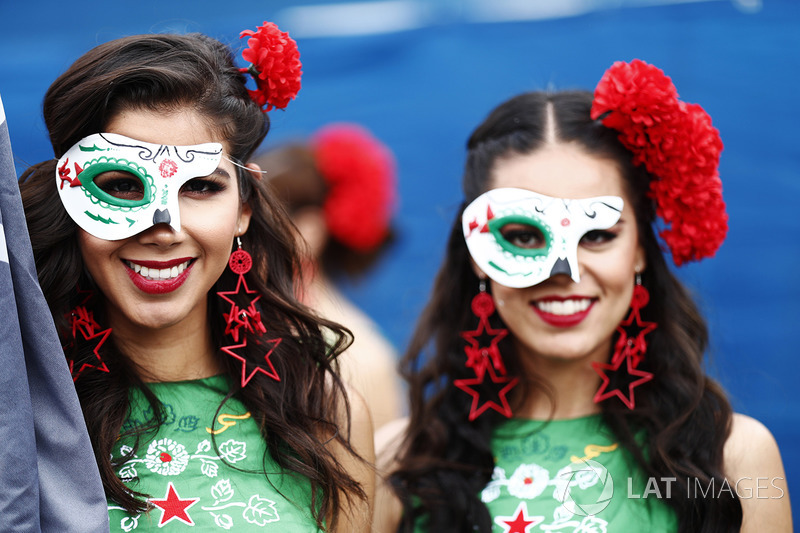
<box><xmin>243</xmin><ymin>495</ymin><xmax>280</xmax><ymax>525</ymax></box>
<box><xmin>573</xmin><ymin>516</ymin><xmax>608</xmax><ymax>533</ymax></box>
<box><xmin>211</xmin><ymin>479</ymin><xmax>235</xmax><ymax>504</ymax></box>
<box><xmin>120</xmin><ymin>516</ymin><xmax>138</xmax><ymax>532</ymax></box>
<box><xmin>218</xmin><ymin>439</ymin><xmax>247</xmax><ymax>463</ymax></box>
<box><xmin>211</xmin><ymin>512</ymin><xmax>234</xmax><ymax>530</ymax></box>
<box><xmin>508</xmin><ymin>463</ymin><xmax>550</xmax><ymax>499</ymax></box>
<box><xmin>481</xmin><ymin>466</ymin><xmax>507</xmax><ymax>503</ymax></box>
<box><xmin>201</xmin><ymin>458</ymin><xmax>219</xmax><ymax>478</ymax></box>
<box><xmin>144</xmin><ymin>438</ymin><xmax>190</xmax><ymax>476</ymax></box>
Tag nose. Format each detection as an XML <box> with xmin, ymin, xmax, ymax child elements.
<box><xmin>136</xmin><ymin>219</ymin><xmax>183</xmax><ymax>247</ymax></box>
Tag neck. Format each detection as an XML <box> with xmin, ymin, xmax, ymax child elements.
<box><xmin>109</xmin><ymin>312</ymin><xmax>221</xmax><ymax>383</ymax></box>
<box><xmin>515</xmin><ymin>345</ymin><xmax>608</xmax><ymax>420</ymax></box>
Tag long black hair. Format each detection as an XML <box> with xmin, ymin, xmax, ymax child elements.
<box><xmin>388</xmin><ymin>91</ymin><xmax>742</xmax><ymax>532</ymax></box>
<box><xmin>20</xmin><ymin>33</ymin><xmax>364</xmax><ymax>531</ymax></box>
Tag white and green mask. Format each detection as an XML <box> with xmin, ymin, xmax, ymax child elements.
<box><xmin>462</xmin><ymin>187</ymin><xmax>623</xmax><ymax>288</ymax></box>
<box><xmin>56</xmin><ymin>132</ymin><xmax>223</xmax><ymax>241</ymax></box>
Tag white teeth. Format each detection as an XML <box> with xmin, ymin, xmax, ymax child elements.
<box><xmin>126</xmin><ymin>260</ymin><xmax>191</xmax><ymax>281</ymax></box>
<box><xmin>535</xmin><ymin>299</ymin><xmax>592</xmax><ymax>316</ymax></box>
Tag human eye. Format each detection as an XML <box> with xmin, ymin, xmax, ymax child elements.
<box><xmin>92</xmin><ymin>171</ymin><xmax>145</xmax><ymax>201</ymax></box>
<box><xmin>580</xmin><ymin>229</ymin><xmax>618</xmax><ymax>247</ymax></box>
<box><xmin>180</xmin><ymin>177</ymin><xmax>225</xmax><ymax>196</ymax></box>
<box><xmin>499</xmin><ymin>223</ymin><xmax>546</xmax><ymax>249</ymax></box>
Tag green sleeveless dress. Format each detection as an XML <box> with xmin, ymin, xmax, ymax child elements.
<box><xmin>107</xmin><ymin>376</ymin><xmax>321</xmax><ymax>532</ymax></box>
<box><xmin>480</xmin><ymin>415</ymin><xmax>677</xmax><ymax>532</ymax></box>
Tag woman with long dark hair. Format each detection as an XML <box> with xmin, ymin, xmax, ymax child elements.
<box><xmin>20</xmin><ymin>24</ymin><xmax>373</xmax><ymax>532</ymax></box>
<box><xmin>376</xmin><ymin>60</ymin><xmax>791</xmax><ymax>532</ymax></box>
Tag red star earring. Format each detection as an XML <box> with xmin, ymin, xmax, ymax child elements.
<box><xmin>63</xmin><ymin>289</ymin><xmax>112</xmax><ymax>382</ymax></box>
<box><xmin>592</xmin><ymin>272</ymin><xmax>656</xmax><ymax>409</ymax></box>
<box><xmin>217</xmin><ymin>236</ymin><xmax>282</xmax><ymax>387</ymax></box>
<box><xmin>454</xmin><ymin>279</ymin><xmax>518</xmax><ymax>421</ymax></box>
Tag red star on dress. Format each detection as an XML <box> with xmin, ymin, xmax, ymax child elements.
<box><xmin>222</xmin><ymin>337</ymin><xmax>282</xmax><ymax>386</ymax></box>
<box><xmin>149</xmin><ymin>482</ymin><xmax>199</xmax><ymax>527</ymax></box>
<box><xmin>461</xmin><ymin>317</ymin><xmax>508</xmax><ymax>376</ymax></box>
<box><xmin>454</xmin><ymin>365</ymin><xmax>519</xmax><ymax>421</ymax></box>
<box><xmin>592</xmin><ymin>350</ymin><xmax>653</xmax><ymax>409</ymax></box>
<box><xmin>494</xmin><ymin>502</ymin><xmax>544</xmax><ymax>533</ymax></box>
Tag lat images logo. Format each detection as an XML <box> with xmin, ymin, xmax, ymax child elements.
<box><xmin>556</xmin><ymin>459</ymin><xmax>614</xmax><ymax>516</ymax></box>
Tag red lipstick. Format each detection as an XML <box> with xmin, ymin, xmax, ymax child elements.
<box><xmin>531</xmin><ymin>296</ymin><xmax>595</xmax><ymax>328</ymax></box>
<box><xmin>122</xmin><ymin>258</ymin><xmax>194</xmax><ymax>295</ymax></box>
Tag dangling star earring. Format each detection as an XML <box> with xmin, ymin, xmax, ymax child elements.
<box><xmin>217</xmin><ymin>236</ymin><xmax>282</xmax><ymax>386</ymax></box>
<box><xmin>63</xmin><ymin>288</ymin><xmax>112</xmax><ymax>382</ymax></box>
<box><xmin>454</xmin><ymin>279</ymin><xmax>519</xmax><ymax>421</ymax></box>
<box><xmin>592</xmin><ymin>271</ymin><xmax>656</xmax><ymax>409</ymax></box>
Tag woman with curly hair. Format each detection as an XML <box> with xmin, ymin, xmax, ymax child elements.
<box><xmin>375</xmin><ymin>60</ymin><xmax>791</xmax><ymax>532</ymax></box>
<box><xmin>19</xmin><ymin>23</ymin><xmax>373</xmax><ymax>532</ymax></box>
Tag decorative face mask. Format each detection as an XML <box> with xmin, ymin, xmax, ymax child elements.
<box><xmin>462</xmin><ymin>187</ymin><xmax>624</xmax><ymax>288</ymax></box>
<box><xmin>56</xmin><ymin>132</ymin><xmax>224</xmax><ymax>241</ymax></box>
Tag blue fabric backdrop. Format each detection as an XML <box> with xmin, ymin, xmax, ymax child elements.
<box><xmin>1</xmin><ymin>0</ymin><xmax>797</xmax><ymax>522</ymax></box>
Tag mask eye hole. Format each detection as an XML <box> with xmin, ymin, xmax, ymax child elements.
<box><xmin>78</xmin><ymin>159</ymin><xmax>153</xmax><ymax>208</ymax></box>
<box><xmin>93</xmin><ymin>171</ymin><xmax>145</xmax><ymax>201</ymax></box>
<box><xmin>488</xmin><ymin>214</ymin><xmax>553</xmax><ymax>259</ymax></box>
<box><xmin>499</xmin><ymin>223</ymin><xmax>546</xmax><ymax>249</ymax></box>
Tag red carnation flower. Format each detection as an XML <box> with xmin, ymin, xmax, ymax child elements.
<box><xmin>240</xmin><ymin>22</ymin><xmax>302</xmax><ymax>112</ymax></box>
<box><xmin>312</xmin><ymin>124</ymin><xmax>397</xmax><ymax>252</ymax></box>
<box><xmin>591</xmin><ymin>59</ymin><xmax>728</xmax><ymax>265</ymax></box>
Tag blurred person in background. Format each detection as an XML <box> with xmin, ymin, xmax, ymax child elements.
<box><xmin>253</xmin><ymin>123</ymin><xmax>404</xmax><ymax>431</ymax></box>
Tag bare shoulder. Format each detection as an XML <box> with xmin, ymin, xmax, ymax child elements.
<box><xmin>373</xmin><ymin>417</ymin><xmax>409</xmax><ymax>533</ymax></box>
<box><xmin>328</xmin><ymin>383</ymin><xmax>376</xmax><ymax>533</ymax></box>
<box><xmin>724</xmin><ymin>413</ymin><xmax>792</xmax><ymax>532</ymax></box>
<box><xmin>375</xmin><ymin>417</ymin><xmax>409</xmax><ymax>469</ymax></box>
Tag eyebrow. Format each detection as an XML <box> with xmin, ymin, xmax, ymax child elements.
<box><xmin>209</xmin><ymin>167</ymin><xmax>233</xmax><ymax>180</ymax></box>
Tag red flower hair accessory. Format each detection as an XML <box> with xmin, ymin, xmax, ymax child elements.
<box><xmin>240</xmin><ymin>21</ymin><xmax>302</xmax><ymax>112</ymax></box>
<box><xmin>312</xmin><ymin>124</ymin><xmax>397</xmax><ymax>252</ymax></box>
<box><xmin>591</xmin><ymin>59</ymin><xmax>728</xmax><ymax>265</ymax></box>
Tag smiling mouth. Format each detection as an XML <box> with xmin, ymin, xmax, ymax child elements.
<box><xmin>533</xmin><ymin>298</ymin><xmax>593</xmax><ymax>316</ymax></box>
<box><xmin>124</xmin><ymin>259</ymin><xmax>193</xmax><ymax>281</ymax></box>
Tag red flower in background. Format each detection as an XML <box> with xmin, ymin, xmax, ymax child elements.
<box><xmin>592</xmin><ymin>59</ymin><xmax>728</xmax><ymax>265</ymax></box>
<box><xmin>313</xmin><ymin>124</ymin><xmax>397</xmax><ymax>252</ymax></box>
<box><xmin>240</xmin><ymin>22</ymin><xmax>302</xmax><ymax>112</ymax></box>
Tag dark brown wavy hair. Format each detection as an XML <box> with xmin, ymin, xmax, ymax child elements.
<box><xmin>19</xmin><ymin>33</ymin><xmax>364</xmax><ymax>531</ymax></box>
<box><xmin>388</xmin><ymin>91</ymin><xmax>742</xmax><ymax>532</ymax></box>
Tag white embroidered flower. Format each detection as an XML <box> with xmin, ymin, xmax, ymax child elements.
<box><xmin>507</xmin><ymin>463</ymin><xmax>550</xmax><ymax>499</ymax></box>
<box><xmin>481</xmin><ymin>466</ymin><xmax>508</xmax><ymax>503</ymax></box>
<box><xmin>218</xmin><ymin>439</ymin><xmax>247</xmax><ymax>463</ymax></box>
<box><xmin>211</xmin><ymin>512</ymin><xmax>234</xmax><ymax>530</ymax></box>
<box><xmin>120</xmin><ymin>516</ymin><xmax>138</xmax><ymax>532</ymax></box>
<box><xmin>144</xmin><ymin>438</ymin><xmax>189</xmax><ymax>476</ymax></box>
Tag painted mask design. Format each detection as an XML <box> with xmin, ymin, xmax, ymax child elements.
<box><xmin>56</xmin><ymin>132</ymin><xmax>223</xmax><ymax>241</ymax></box>
<box><xmin>462</xmin><ymin>188</ymin><xmax>623</xmax><ymax>288</ymax></box>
